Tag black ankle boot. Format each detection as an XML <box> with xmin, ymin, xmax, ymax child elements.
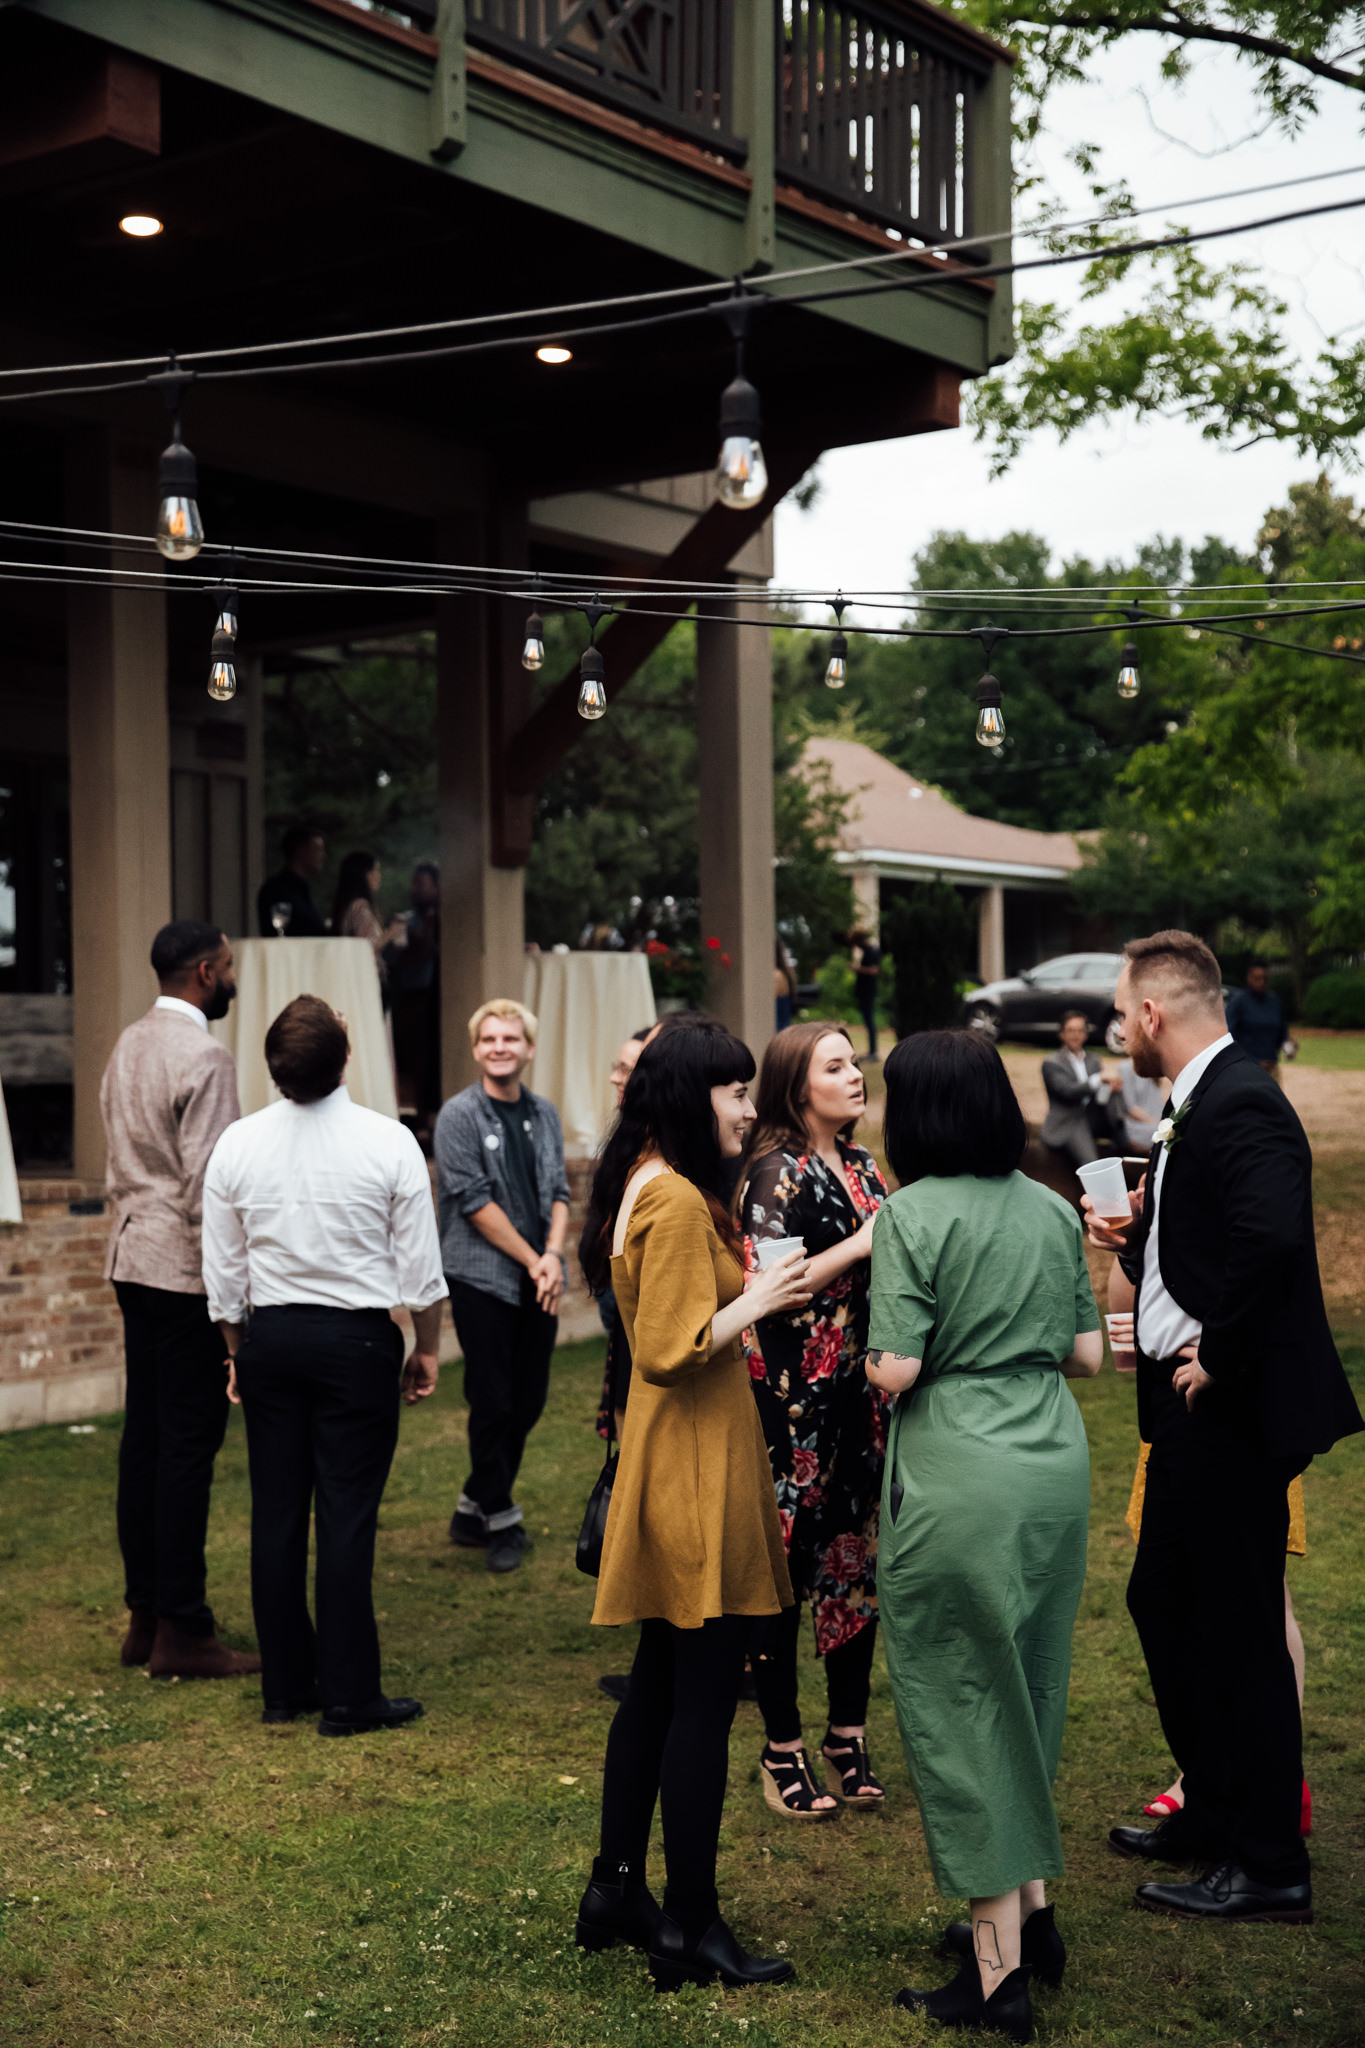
<box><xmin>896</xmin><ymin>1959</ymin><xmax>1034</xmax><ymax>2043</ymax></box>
<box><xmin>575</xmin><ymin>1861</ymin><xmax>662</xmax><ymax>1953</ymax></box>
<box><xmin>647</xmin><ymin>1912</ymin><xmax>797</xmax><ymax>1992</ymax></box>
<box><xmin>939</xmin><ymin>1904</ymin><xmax>1066</xmax><ymax>1989</ymax></box>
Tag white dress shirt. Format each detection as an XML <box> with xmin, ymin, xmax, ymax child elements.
<box><xmin>1067</xmin><ymin>1048</ymin><xmax>1110</xmax><ymax>1105</ymax></box>
<box><xmin>1137</xmin><ymin>1032</ymin><xmax>1233</xmax><ymax>1360</ymax></box>
<box><xmin>202</xmin><ymin>1085</ymin><xmax>447</xmax><ymax>1324</ymax></box>
<box><xmin>154</xmin><ymin>994</ymin><xmax>208</xmax><ymax>1032</ymax></box>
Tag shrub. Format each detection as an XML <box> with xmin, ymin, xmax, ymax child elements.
<box><xmin>881</xmin><ymin>882</ymin><xmax>974</xmax><ymax>1040</ymax></box>
<box><xmin>1302</xmin><ymin>970</ymin><xmax>1365</xmax><ymax>1030</ymax></box>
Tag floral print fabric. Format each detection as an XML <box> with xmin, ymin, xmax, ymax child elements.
<box><xmin>741</xmin><ymin>1139</ymin><xmax>889</xmax><ymax>1657</ymax></box>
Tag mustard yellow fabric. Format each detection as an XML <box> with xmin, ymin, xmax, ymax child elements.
<box><xmin>592</xmin><ymin>1173</ymin><xmax>793</xmax><ymax>1630</ymax></box>
<box><xmin>1126</xmin><ymin>1440</ymin><xmax>1306</xmax><ymax>1556</ymax></box>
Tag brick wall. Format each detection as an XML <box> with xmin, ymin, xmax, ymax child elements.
<box><xmin>0</xmin><ymin>1152</ymin><xmax>603</xmax><ymax>1433</ymax></box>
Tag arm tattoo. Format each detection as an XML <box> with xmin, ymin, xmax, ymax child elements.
<box><xmin>866</xmin><ymin>1349</ymin><xmax>885</xmax><ymax>1369</ymax></box>
<box><xmin>975</xmin><ymin>1920</ymin><xmax>1004</xmax><ymax>1973</ymax></box>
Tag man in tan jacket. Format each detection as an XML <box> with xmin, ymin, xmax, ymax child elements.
<box><xmin>101</xmin><ymin>919</ymin><xmax>259</xmax><ymax>1680</ymax></box>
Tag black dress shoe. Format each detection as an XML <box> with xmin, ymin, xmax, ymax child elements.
<box><xmin>575</xmin><ymin>1865</ymin><xmax>662</xmax><ymax>1952</ymax></box>
<box><xmin>261</xmin><ymin>1696</ymin><xmax>320</xmax><ymax>1725</ymax></box>
<box><xmin>449</xmin><ymin>1509</ymin><xmax>488</xmax><ymax>1548</ymax></box>
<box><xmin>318</xmin><ymin>1696</ymin><xmax>424</xmax><ymax>1738</ymax></box>
<box><xmin>940</xmin><ymin>1904</ymin><xmax>1065</xmax><ymax>1989</ymax></box>
<box><xmin>487</xmin><ymin>1527</ymin><xmax>532</xmax><ymax>1574</ymax></box>
<box><xmin>1136</xmin><ymin>1860</ymin><xmax>1313</xmax><ymax>1924</ymax></box>
<box><xmin>647</xmin><ymin>1912</ymin><xmax>796</xmax><ymax>1992</ymax></box>
<box><xmin>1109</xmin><ymin>1819</ymin><xmax>1225</xmax><ymax>1864</ymax></box>
<box><xmin>896</xmin><ymin>1958</ymin><xmax>1034</xmax><ymax>2043</ymax></box>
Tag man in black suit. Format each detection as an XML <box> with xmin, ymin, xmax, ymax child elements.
<box><xmin>1085</xmin><ymin>930</ymin><xmax>1361</xmax><ymax>1925</ymax></box>
<box><xmin>256</xmin><ymin>824</ymin><xmax>327</xmax><ymax>938</ymax></box>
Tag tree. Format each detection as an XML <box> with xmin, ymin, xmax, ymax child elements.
<box><xmin>881</xmin><ymin>881</ymin><xmax>975</xmax><ymax>1037</ymax></box>
<box><xmin>946</xmin><ymin>4</ymin><xmax>1365</xmax><ymax>474</ymax></box>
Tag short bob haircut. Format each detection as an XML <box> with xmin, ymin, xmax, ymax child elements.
<box><xmin>468</xmin><ymin>997</ymin><xmax>537</xmax><ymax>1048</ymax></box>
<box><xmin>265</xmin><ymin>994</ymin><xmax>350</xmax><ymax>1104</ymax></box>
<box><xmin>882</xmin><ymin>1029</ymin><xmax>1025</xmax><ymax>1185</ymax></box>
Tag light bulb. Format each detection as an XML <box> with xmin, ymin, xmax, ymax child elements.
<box><xmin>1117</xmin><ymin>640</ymin><xmax>1140</xmax><ymax>698</ymax></box>
<box><xmin>521</xmin><ymin>610</ymin><xmax>545</xmax><ymax>671</ymax></box>
<box><xmin>825</xmin><ymin>628</ymin><xmax>848</xmax><ymax>689</ymax></box>
<box><xmin>716</xmin><ymin>435</ymin><xmax>768</xmax><ymax>509</ymax></box>
<box><xmin>157</xmin><ymin>494</ymin><xmax>204</xmax><ymax>561</ymax></box>
<box><xmin>976</xmin><ymin>702</ymin><xmax>1006</xmax><ymax>747</ymax></box>
<box><xmin>578</xmin><ymin>646</ymin><xmax>606</xmax><ymax>720</ymax></box>
<box><xmin>208</xmin><ymin>659</ymin><xmax>236</xmax><ymax>702</ymax></box>
<box><xmin>215</xmin><ymin>588</ymin><xmax>239</xmax><ymax>639</ymax></box>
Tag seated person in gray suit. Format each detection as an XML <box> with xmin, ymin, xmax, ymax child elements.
<box><xmin>1041</xmin><ymin>1011</ymin><xmax>1117</xmax><ymax>1169</ymax></box>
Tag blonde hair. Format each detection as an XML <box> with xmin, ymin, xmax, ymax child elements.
<box><xmin>468</xmin><ymin>997</ymin><xmax>538</xmax><ymax>1048</ymax></box>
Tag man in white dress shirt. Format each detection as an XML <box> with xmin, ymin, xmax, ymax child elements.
<box><xmin>203</xmin><ymin>995</ymin><xmax>448</xmax><ymax>1736</ymax></box>
<box><xmin>1040</xmin><ymin>1011</ymin><xmax>1115</xmax><ymax>1171</ymax></box>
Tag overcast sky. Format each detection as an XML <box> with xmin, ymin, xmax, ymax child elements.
<box><xmin>773</xmin><ymin>42</ymin><xmax>1365</xmax><ymax>602</ymax></box>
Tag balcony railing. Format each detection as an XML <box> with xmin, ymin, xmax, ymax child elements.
<box><xmin>466</xmin><ymin>0</ymin><xmax>743</xmax><ymax>158</ymax></box>
<box><xmin>775</xmin><ymin>0</ymin><xmax>991</xmax><ymax>242</ymax></box>
<box><xmin>463</xmin><ymin>0</ymin><xmax>998</xmax><ymax>245</ymax></box>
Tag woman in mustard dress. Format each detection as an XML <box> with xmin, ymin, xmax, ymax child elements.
<box><xmin>868</xmin><ymin>1032</ymin><xmax>1102</xmax><ymax>2044</ymax></box>
<box><xmin>574</xmin><ymin>1025</ymin><xmax>812</xmax><ymax>1993</ymax></box>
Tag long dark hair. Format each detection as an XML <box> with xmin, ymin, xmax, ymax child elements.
<box><xmin>882</xmin><ymin>1030</ymin><xmax>1025</xmax><ymax>1184</ymax></box>
<box><xmin>331</xmin><ymin>850</ymin><xmax>375</xmax><ymax>928</ymax></box>
<box><xmin>580</xmin><ymin>1023</ymin><xmax>755</xmax><ymax>1292</ymax></box>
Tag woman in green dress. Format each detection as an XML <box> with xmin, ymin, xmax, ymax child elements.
<box><xmin>867</xmin><ymin>1031</ymin><xmax>1102</xmax><ymax>2044</ymax></box>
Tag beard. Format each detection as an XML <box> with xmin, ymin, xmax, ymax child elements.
<box><xmin>1124</xmin><ymin>1013</ymin><xmax>1163</xmax><ymax>1078</ymax></box>
<box><xmin>203</xmin><ymin>981</ymin><xmax>235</xmax><ymax>1022</ymax></box>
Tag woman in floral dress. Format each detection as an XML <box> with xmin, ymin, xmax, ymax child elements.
<box><xmin>739</xmin><ymin>1021</ymin><xmax>890</xmax><ymax>1819</ymax></box>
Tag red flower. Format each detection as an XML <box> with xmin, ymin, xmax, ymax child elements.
<box><xmin>813</xmin><ymin>1597</ymin><xmax>867</xmax><ymax>1657</ymax></box>
<box><xmin>705</xmin><ymin>935</ymin><xmax>721</xmax><ymax>950</ymax></box>
<box><xmin>646</xmin><ymin>939</ymin><xmax>669</xmax><ymax>958</ymax></box>
<box><xmin>720</xmin><ymin>953</ymin><xmax>732</xmax><ymax>969</ymax></box>
<box><xmin>790</xmin><ymin>1445</ymin><xmax>820</xmax><ymax>1488</ymax></box>
<box><xmin>778</xmin><ymin>1509</ymin><xmax>795</xmax><ymax>1551</ymax></box>
<box><xmin>804</xmin><ymin>1322</ymin><xmax>844</xmax><ymax>1382</ymax></box>
<box><xmin>748</xmin><ymin>1350</ymin><xmax>768</xmax><ymax>1383</ymax></box>
<box><xmin>822</xmin><ymin>1532</ymin><xmax>868</xmax><ymax>1585</ymax></box>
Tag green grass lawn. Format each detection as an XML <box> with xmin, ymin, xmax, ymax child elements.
<box><xmin>1288</xmin><ymin>1034</ymin><xmax>1365</xmax><ymax>1072</ymax></box>
<box><xmin>2</xmin><ymin>1338</ymin><xmax>1363</xmax><ymax>2048</ymax></box>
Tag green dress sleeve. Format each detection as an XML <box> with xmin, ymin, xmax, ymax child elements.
<box><xmin>1072</xmin><ymin>1217</ymin><xmax>1101</xmax><ymax>1335</ymax></box>
<box><xmin>868</xmin><ymin>1201</ymin><xmax>936</xmax><ymax>1359</ymax></box>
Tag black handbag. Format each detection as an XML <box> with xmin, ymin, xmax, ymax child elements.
<box><xmin>576</xmin><ymin>1444</ymin><xmax>618</xmax><ymax>1577</ymax></box>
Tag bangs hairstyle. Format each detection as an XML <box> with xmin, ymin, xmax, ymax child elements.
<box><xmin>580</xmin><ymin>1023</ymin><xmax>755</xmax><ymax>1293</ymax></box>
<box><xmin>882</xmin><ymin>1030</ymin><xmax>1025</xmax><ymax>1185</ymax></box>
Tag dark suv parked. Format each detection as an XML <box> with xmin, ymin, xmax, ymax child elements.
<box><xmin>965</xmin><ymin>953</ymin><xmax>1128</xmax><ymax>1052</ymax></box>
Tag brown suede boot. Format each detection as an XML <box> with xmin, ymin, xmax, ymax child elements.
<box><xmin>148</xmin><ymin>1621</ymin><xmax>262</xmax><ymax>1679</ymax></box>
<box><xmin>120</xmin><ymin>1607</ymin><xmax>157</xmax><ymax>1667</ymax></box>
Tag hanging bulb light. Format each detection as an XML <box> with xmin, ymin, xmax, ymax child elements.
<box><xmin>207</xmin><ymin>573</ymin><xmax>239</xmax><ymax>701</ymax></box>
<box><xmin>974</xmin><ymin>627</ymin><xmax>1007</xmax><ymax>748</ymax></box>
<box><xmin>715</xmin><ymin>286</ymin><xmax>767</xmax><ymax>511</ymax></box>
<box><xmin>150</xmin><ymin>354</ymin><xmax>204</xmax><ymax>561</ymax></box>
<box><xmin>521</xmin><ymin>608</ymin><xmax>545</xmax><ymax>671</ymax></box>
<box><xmin>1117</xmin><ymin>606</ymin><xmax>1142</xmax><ymax>698</ymax></box>
<box><xmin>576</xmin><ymin>595</ymin><xmax>610</xmax><ymax>720</ymax></box>
<box><xmin>825</xmin><ymin>594</ymin><xmax>848</xmax><ymax>688</ymax></box>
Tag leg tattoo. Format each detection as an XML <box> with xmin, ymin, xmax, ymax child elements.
<box><xmin>975</xmin><ymin>1919</ymin><xmax>1004</xmax><ymax>1973</ymax></box>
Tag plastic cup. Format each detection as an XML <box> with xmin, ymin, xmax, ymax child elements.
<box><xmin>1105</xmin><ymin>1312</ymin><xmax>1135</xmax><ymax>1347</ymax></box>
<box><xmin>756</xmin><ymin>1235</ymin><xmax>806</xmax><ymax>1270</ymax></box>
<box><xmin>1076</xmin><ymin>1157</ymin><xmax>1132</xmax><ymax>1219</ymax></box>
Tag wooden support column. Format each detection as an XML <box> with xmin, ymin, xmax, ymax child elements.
<box><xmin>978</xmin><ymin>883</ymin><xmax>1005</xmax><ymax>986</ymax></box>
<box><xmin>436</xmin><ymin>510</ymin><xmax>527</xmax><ymax>1101</ymax></box>
<box><xmin>65</xmin><ymin>430</ymin><xmax>172</xmax><ymax>1180</ymax></box>
<box><xmin>696</xmin><ymin>594</ymin><xmax>774</xmax><ymax>1057</ymax></box>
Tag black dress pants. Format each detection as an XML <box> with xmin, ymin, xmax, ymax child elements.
<box><xmin>234</xmin><ymin>1305</ymin><xmax>403</xmax><ymax>1710</ymax></box>
<box><xmin>751</xmin><ymin>1599</ymin><xmax>878</xmax><ymax>1744</ymax></box>
<box><xmin>599</xmin><ymin>1615</ymin><xmax>748</xmax><ymax>1932</ymax></box>
<box><xmin>1127</xmin><ymin>1370</ymin><xmax>1308</xmax><ymax>1886</ymax></box>
<box><xmin>114</xmin><ymin>1280</ymin><xmax>230</xmax><ymax>1633</ymax></box>
<box><xmin>449</xmin><ymin>1278</ymin><xmax>556</xmax><ymax>1529</ymax></box>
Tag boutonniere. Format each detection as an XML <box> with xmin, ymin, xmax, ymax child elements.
<box><xmin>1152</xmin><ymin>1098</ymin><xmax>1193</xmax><ymax>1152</ymax></box>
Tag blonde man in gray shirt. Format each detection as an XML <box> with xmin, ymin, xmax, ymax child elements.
<box><xmin>100</xmin><ymin>919</ymin><xmax>258</xmax><ymax>1682</ymax></box>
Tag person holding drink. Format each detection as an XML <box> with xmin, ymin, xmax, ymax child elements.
<box><xmin>738</xmin><ymin>1022</ymin><xmax>889</xmax><ymax>1820</ymax></box>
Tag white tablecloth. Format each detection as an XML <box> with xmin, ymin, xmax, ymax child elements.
<box><xmin>523</xmin><ymin>952</ymin><xmax>656</xmax><ymax>1153</ymax></box>
<box><xmin>210</xmin><ymin>937</ymin><xmax>398</xmax><ymax>1119</ymax></box>
<box><xmin>0</xmin><ymin>1084</ymin><xmax>20</xmax><ymax>1223</ymax></box>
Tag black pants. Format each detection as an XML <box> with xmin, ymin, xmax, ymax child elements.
<box><xmin>449</xmin><ymin>1278</ymin><xmax>556</xmax><ymax>1528</ymax></box>
<box><xmin>751</xmin><ymin>1600</ymin><xmax>878</xmax><ymax>1744</ymax></box>
<box><xmin>114</xmin><ymin>1281</ymin><xmax>230</xmax><ymax>1633</ymax></box>
<box><xmin>234</xmin><ymin>1305</ymin><xmax>403</xmax><ymax>1710</ymax></box>
<box><xmin>855</xmin><ymin>983</ymin><xmax>878</xmax><ymax>1061</ymax></box>
<box><xmin>1127</xmin><ymin>1370</ymin><xmax>1307</xmax><ymax>1885</ymax></box>
<box><xmin>600</xmin><ymin>1615</ymin><xmax>747</xmax><ymax>1932</ymax></box>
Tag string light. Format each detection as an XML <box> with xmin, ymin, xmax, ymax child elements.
<box><xmin>715</xmin><ymin>286</ymin><xmax>767</xmax><ymax>511</ymax></box>
<box><xmin>208</xmin><ymin>560</ymin><xmax>239</xmax><ymax>701</ymax></box>
<box><xmin>521</xmin><ymin>606</ymin><xmax>546</xmax><ymax>671</ymax></box>
<box><xmin>975</xmin><ymin>629</ymin><xmax>1007</xmax><ymax>748</ymax></box>
<box><xmin>1117</xmin><ymin>605</ymin><xmax>1142</xmax><ymax>698</ymax></box>
<box><xmin>150</xmin><ymin>355</ymin><xmax>204</xmax><ymax>561</ymax></box>
<box><xmin>824</xmin><ymin>594</ymin><xmax>849</xmax><ymax>688</ymax></box>
<box><xmin>577</xmin><ymin>597</ymin><xmax>609</xmax><ymax>720</ymax></box>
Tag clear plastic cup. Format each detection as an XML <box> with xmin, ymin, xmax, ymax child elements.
<box><xmin>1076</xmin><ymin>1157</ymin><xmax>1132</xmax><ymax>1220</ymax></box>
<box><xmin>755</xmin><ymin>1235</ymin><xmax>806</xmax><ymax>1270</ymax></box>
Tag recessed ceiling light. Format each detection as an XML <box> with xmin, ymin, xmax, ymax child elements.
<box><xmin>120</xmin><ymin>214</ymin><xmax>163</xmax><ymax>238</ymax></box>
<box><xmin>536</xmin><ymin>345</ymin><xmax>572</xmax><ymax>364</ymax></box>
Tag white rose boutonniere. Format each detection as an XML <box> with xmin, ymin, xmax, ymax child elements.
<box><xmin>1155</xmin><ymin>1098</ymin><xmax>1193</xmax><ymax>1152</ymax></box>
